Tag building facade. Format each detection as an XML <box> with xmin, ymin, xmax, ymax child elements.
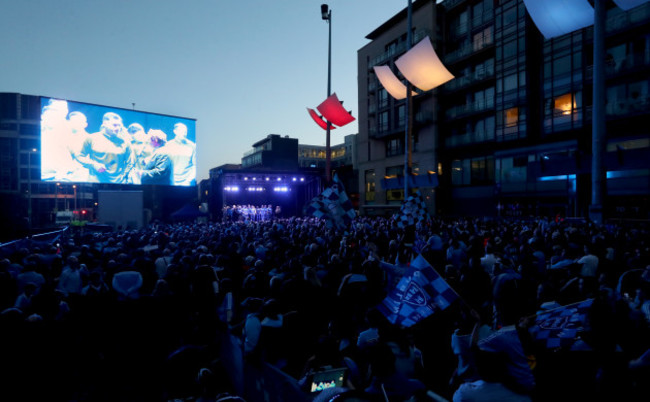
<box><xmin>357</xmin><ymin>0</ymin><xmax>440</xmax><ymax>216</ymax></box>
<box><xmin>438</xmin><ymin>0</ymin><xmax>650</xmax><ymax>219</ymax></box>
<box><xmin>242</xmin><ymin>134</ymin><xmax>299</xmax><ymax>170</ymax></box>
<box><xmin>358</xmin><ymin>0</ymin><xmax>650</xmax><ymax>220</ymax></box>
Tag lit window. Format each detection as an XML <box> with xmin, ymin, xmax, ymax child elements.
<box><xmin>553</xmin><ymin>93</ymin><xmax>575</xmax><ymax>116</ymax></box>
<box><xmin>505</xmin><ymin>107</ymin><xmax>518</xmax><ymax>127</ymax></box>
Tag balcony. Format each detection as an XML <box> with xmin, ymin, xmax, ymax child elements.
<box><xmin>443</xmin><ymin>66</ymin><xmax>495</xmax><ymax>92</ymax></box>
<box><xmin>442</xmin><ymin>0</ymin><xmax>467</xmax><ymax>11</ymax></box>
<box><xmin>444</xmin><ymin>35</ymin><xmax>494</xmax><ymax>65</ymax></box>
<box><xmin>369</xmin><ymin>30</ymin><xmax>432</xmax><ymax>69</ymax></box>
<box><xmin>445</xmin><ymin>130</ymin><xmax>495</xmax><ymax>148</ymax></box>
<box><xmin>585</xmin><ymin>50</ymin><xmax>650</xmax><ymax>80</ymax></box>
<box><xmin>445</xmin><ymin>98</ymin><xmax>495</xmax><ymax>120</ymax></box>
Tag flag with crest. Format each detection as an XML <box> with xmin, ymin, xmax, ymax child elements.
<box><xmin>396</xmin><ymin>191</ymin><xmax>429</xmax><ymax>229</ymax></box>
<box><xmin>529</xmin><ymin>298</ymin><xmax>594</xmax><ymax>350</ymax></box>
<box><xmin>304</xmin><ymin>173</ymin><xmax>356</xmax><ymax>230</ymax></box>
<box><xmin>377</xmin><ymin>254</ymin><xmax>459</xmax><ymax>327</ymax></box>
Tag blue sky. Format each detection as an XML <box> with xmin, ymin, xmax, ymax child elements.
<box><xmin>0</xmin><ymin>0</ymin><xmax>413</xmax><ymax>182</ymax></box>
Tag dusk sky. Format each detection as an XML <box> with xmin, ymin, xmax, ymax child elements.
<box><xmin>0</xmin><ymin>0</ymin><xmax>417</xmax><ymax>182</ymax></box>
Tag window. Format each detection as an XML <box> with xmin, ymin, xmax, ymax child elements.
<box><xmin>505</xmin><ymin>107</ymin><xmax>518</xmax><ymax>127</ymax></box>
<box><xmin>20</xmin><ymin>96</ymin><xmax>40</xmax><ymax>120</ymax></box>
<box><xmin>473</xmin><ymin>27</ymin><xmax>493</xmax><ymax>51</ymax></box>
<box><xmin>378</xmin><ymin>89</ymin><xmax>388</xmax><ymax>108</ymax></box>
<box><xmin>471</xmin><ymin>157</ymin><xmax>494</xmax><ymax>185</ymax></box>
<box><xmin>503</xmin><ymin>73</ymin><xmax>518</xmax><ymax>92</ymax></box>
<box><xmin>19</xmin><ymin>124</ymin><xmax>39</xmax><ymax>136</ymax></box>
<box><xmin>385</xmin><ymin>166</ymin><xmax>404</xmax><ymax>204</ymax></box>
<box><xmin>385</xmin><ymin>165</ymin><xmax>403</xmax><ymax>179</ymax></box>
<box><xmin>503</xmin><ymin>39</ymin><xmax>517</xmax><ymax>60</ymax></box>
<box><xmin>397</xmin><ymin>105</ymin><xmax>406</xmax><ymax>128</ymax></box>
<box><xmin>379</xmin><ymin>111</ymin><xmax>389</xmax><ymax>132</ymax></box>
<box><xmin>607</xmin><ymin>138</ymin><xmax>650</xmax><ymax>152</ymax></box>
<box><xmin>451</xmin><ymin>159</ymin><xmax>470</xmax><ymax>186</ymax></box>
<box><xmin>503</xmin><ymin>7</ymin><xmax>517</xmax><ymax>26</ymax></box>
<box><xmin>452</xmin><ymin>158</ymin><xmax>494</xmax><ymax>186</ymax></box>
<box><xmin>553</xmin><ymin>93</ymin><xmax>575</xmax><ymax>116</ymax></box>
<box><xmin>499</xmin><ymin>156</ymin><xmax>527</xmax><ymax>183</ymax></box>
<box><xmin>20</xmin><ymin>138</ymin><xmax>39</xmax><ymax>151</ymax></box>
<box><xmin>553</xmin><ymin>55</ymin><xmax>571</xmax><ymax>76</ymax></box>
<box><xmin>386</xmin><ymin>40</ymin><xmax>398</xmax><ymax>57</ymax></box>
<box><xmin>386</xmin><ymin>137</ymin><xmax>403</xmax><ymax>157</ymax></box>
<box><xmin>544</xmin><ymin>92</ymin><xmax>581</xmax><ymax>130</ymax></box>
<box><xmin>365</xmin><ymin>169</ymin><xmax>376</xmax><ymax>202</ymax></box>
<box><xmin>386</xmin><ymin>189</ymin><xmax>404</xmax><ymax>203</ymax></box>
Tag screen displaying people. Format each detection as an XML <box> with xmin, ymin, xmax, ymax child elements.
<box><xmin>40</xmin><ymin>97</ymin><xmax>196</xmax><ymax>186</ymax></box>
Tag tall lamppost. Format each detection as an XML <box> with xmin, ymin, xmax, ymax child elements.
<box><xmin>55</xmin><ymin>182</ymin><xmax>60</xmax><ymax>212</ymax></box>
<box><xmin>73</xmin><ymin>184</ymin><xmax>77</xmax><ymax>216</ymax></box>
<box><xmin>27</xmin><ymin>148</ymin><xmax>37</xmax><ymax>231</ymax></box>
<box><xmin>321</xmin><ymin>3</ymin><xmax>332</xmax><ymax>183</ymax></box>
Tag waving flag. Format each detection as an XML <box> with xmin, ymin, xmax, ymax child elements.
<box><xmin>396</xmin><ymin>191</ymin><xmax>429</xmax><ymax>229</ymax></box>
<box><xmin>377</xmin><ymin>254</ymin><xmax>458</xmax><ymax>327</ymax></box>
<box><xmin>529</xmin><ymin>298</ymin><xmax>594</xmax><ymax>350</ymax></box>
<box><xmin>304</xmin><ymin>174</ymin><xmax>356</xmax><ymax>230</ymax></box>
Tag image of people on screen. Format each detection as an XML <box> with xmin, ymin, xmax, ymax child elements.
<box><xmin>133</xmin><ymin>129</ymin><xmax>173</xmax><ymax>185</ymax></box>
<box><xmin>164</xmin><ymin>122</ymin><xmax>196</xmax><ymax>186</ymax></box>
<box><xmin>41</xmin><ymin>99</ymin><xmax>74</xmax><ymax>181</ymax></box>
<box><xmin>75</xmin><ymin>112</ymin><xmax>135</xmax><ymax>184</ymax></box>
<box><xmin>40</xmin><ymin>99</ymin><xmax>196</xmax><ymax>186</ymax></box>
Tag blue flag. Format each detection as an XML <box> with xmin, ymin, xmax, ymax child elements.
<box><xmin>396</xmin><ymin>191</ymin><xmax>429</xmax><ymax>229</ymax></box>
<box><xmin>529</xmin><ymin>298</ymin><xmax>594</xmax><ymax>350</ymax></box>
<box><xmin>377</xmin><ymin>254</ymin><xmax>459</xmax><ymax>327</ymax></box>
<box><xmin>304</xmin><ymin>174</ymin><xmax>356</xmax><ymax>230</ymax></box>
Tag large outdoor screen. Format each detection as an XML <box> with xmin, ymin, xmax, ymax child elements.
<box><xmin>40</xmin><ymin>97</ymin><xmax>196</xmax><ymax>186</ymax></box>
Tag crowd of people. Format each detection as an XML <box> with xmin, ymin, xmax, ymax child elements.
<box><xmin>41</xmin><ymin>98</ymin><xmax>196</xmax><ymax>186</ymax></box>
<box><xmin>222</xmin><ymin>205</ymin><xmax>281</xmax><ymax>222</ymax></box>
<box><xmin>1</xmin><ymin>214</ymin><xmax>649</xmax><ymax>401</ymax></box>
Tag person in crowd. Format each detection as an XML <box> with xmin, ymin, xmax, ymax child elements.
<box><xmin>57</xmin><ymin>256</ymin><xmax>88</xmax><ymax>296</ymax></box>
<box><xmin>0</xmin><ymin>215</ymin><xmax>648</xmax><ymax>401</ymax></box>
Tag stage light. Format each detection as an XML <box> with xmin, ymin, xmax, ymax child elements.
<box><xmin>252</xmin><ymin>177</ymin><xmax>257</xmax><ymax>181</ymax></box>
<box><xmin>292</xmin><ymin>177</ymin><xmax>297</xmax><ymax>181</ymax></box>
<box><xmin>274</xmin><ymin>186</ymin><xmax>289</xmax><ymax>192</ymax></box>
<box><xmin>395</xmin><ymin>36</ymin><xmax>454</xmax><ymax>92</ymax></box>
<box><xmin>300</xmin><ymin>178</ymin><xmax>305</xmax><ymax>182</ymax></box>
<box><xmin>374</xmin><ymin>65</ymin><xmax>413</xmax><ymax>100</ymax></box>
<box><xmin>265</xmin><ymin>177</ymin><xmax>270</xmax><ymax>181</ymax></box>
<box><xmin>244</xmin><ymin>177</ymin><xmax>248</xmax><ymax>181</ymax></box>
<box><xmin>277</xmin><ymin>177</ymin><xmax>282</xmax><ymax>181</ymax></box>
